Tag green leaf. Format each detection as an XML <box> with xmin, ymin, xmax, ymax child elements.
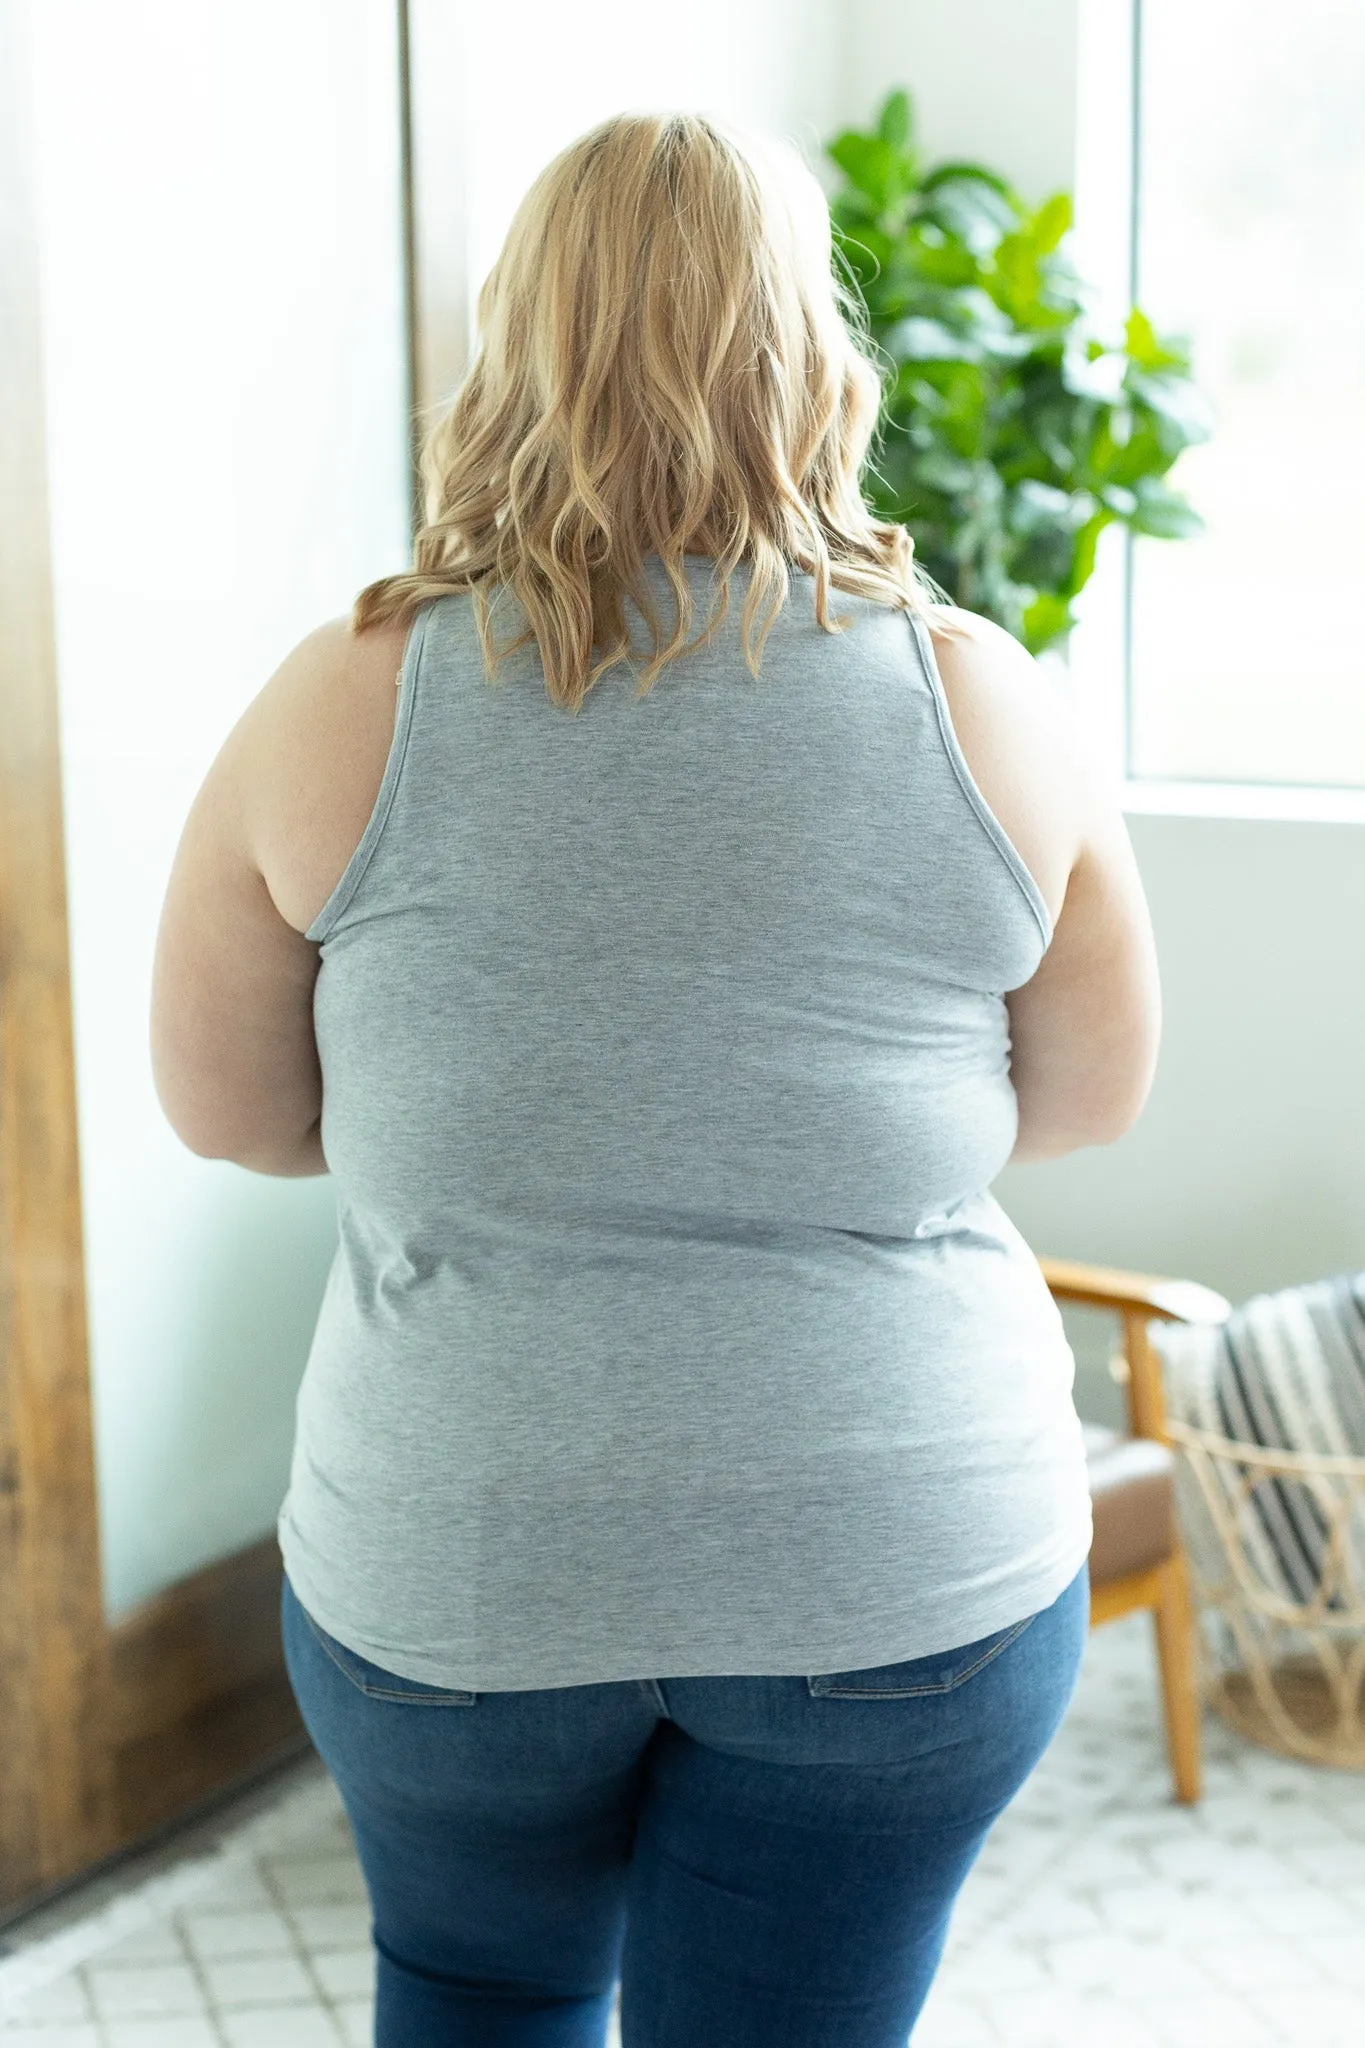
<box><xmin>1127</xmin><ymin>369</ymin><xmax>1214</xmax><ymax>449</ymax></box>
<box><xmin>830</xmin><ymin>89</ymin><xmax>1209</xmax><ymax>640</ymax></box>
<box><xmin>1021</xmin><ymin>591</ymin><xmax>1074</xmax><ymax>654</ymax></box>
<box><xmin>876</xmin><ymin>89</ymin><xmax>913</xmax><ymax>151</ymax></box>
<box><xmin>1097</xmin><ymin>482</ymin><xmax>1138</xmax><ymax>516</ymax></box>
<box><xmin>888</xmin><ymin>361</ymin><xmax>990</xmax><ymax>458</ymax></box>
<box><xmin>922</xmin><ymin>173</ymin><xmax>1020</xmax><ymax>254</ymax></box>
<box><xmin>829</xmin><ymin>187</ymin><xmax>881</xmax><ymax>230</ymax></box>
<box><xmin>881</xmin><ymin>316</ymin><xmax>984</xmax><ymax>364</ymax></box>
<box><xmin>832</xmin><ymin>219</ymin><xmax>894</xmax><ymax>292</ymax></box>
<box><xmin>990</xmin><ymin>231</ymin><xmax>1045</xmax><ymax>324</ymax></box>
<box><xmin>1124</xmin><ymin>307</ymin><xmax>1188</xmax><ymax>372</ymax></box>
<box><xmin>827</xmin><ymin>131</ymin><xmax>904</xmax><ymax>212</ymax></box>
<box><xmin>1061</xmin><ymin>342</ymin><xmax>1126</xmax><ymax>403</ymax></box>
<box><xmin>909</xmin><ymin>449</ymin><xmax>980</xmax><ymax>496</ymax></box>
<box><xmin>948</xmin><ymin>288</ymin><xmax>1035</xmax><ymax>358</ymax></box>
<box><xmin>1030</xmin><ymin>191</ymin><xmax>1072</xmax><ymax>253</ymax></box>
<box><xmin>1126</xmin><ymin>481</ymin><xmax>1204</xmax><ymax>538</ymax></box>
<box><xmin>903</xmin><ymin>231</ymin><xmax>981</xmax><ymax>288</ymax></box>
<box><xmin>920</xmin><ymin>161</ymin><xmax>1018</xmax><ymax>206</ymax></box>
<box><xmin>1065</xmin><ymin>508</ymin><xmax>1112</xmax><ymax>597</ymax></box>
<box><xmin>1009</xmin><ymin>480</ymin><xmax>1080</xmax><ymax>532</ymax></box>
<box><xmin>864</xmin><ymin>436</ymin><xmax>924</xmax><ymax>518</ymax></box>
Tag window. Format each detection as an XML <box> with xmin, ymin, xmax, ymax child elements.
<box><xmin>1076</xmin><ymin>0</ymin><xmax>1365</xmax><ymax>800</ymax></box>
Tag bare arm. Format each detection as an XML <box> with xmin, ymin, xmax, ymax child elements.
<box><xmin>150</xmin><ymin>616</ymin><xmax>407</xmax><ymax>1175</ymax></box>
<box><xmin>150</xmin><ymin>688</ymin><xmax>329</xmax><ymax>1177</ymax></box>
<box><xmin>929</xmin><ymin>609</ymin><xmax>1161</xmax><ymax>1163</ymax></box>
<box><xmin>1004</xmin><ymin>794</ymin><xmax>1161</xmax><ymax>1161</ymax></box>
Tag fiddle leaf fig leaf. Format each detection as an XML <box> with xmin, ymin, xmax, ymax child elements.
<box><xmin>825</xmin><ymin>88</ymin><xmax>1209</xmax><ymax>646</ymax></box>
<box><xmin>1031</xmin><ymin>191</ymin><xmax>1073</xmax><ymax>253</ymax></box>
<box><xmin>876</xmin><ymin>89</ymin><xmax>913</xmax><ymax>152</ymax></box>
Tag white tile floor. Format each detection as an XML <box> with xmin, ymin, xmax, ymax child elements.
<box><xmin>0</xmin><ymin>1613</ymin><xmax>1361</xmax><ymax>2046</ymax></box>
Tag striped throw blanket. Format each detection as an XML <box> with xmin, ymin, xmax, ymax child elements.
<box><xmin>1154</xmin><ymin>1272</ymin><xmax>1365</xmax><ymax>1608</ymax></box>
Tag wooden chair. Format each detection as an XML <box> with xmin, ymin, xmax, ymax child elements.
<box><xmin>1039</xmin><ymin>1258</ymin><xmax>1233</xmax><ymax>1806</ymax></box>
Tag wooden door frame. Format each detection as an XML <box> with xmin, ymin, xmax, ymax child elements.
<box><xmin>0</xmin><ymin>0</ymin><xmax>118</xmax><ymax>1908</ymax></box>
<box><xmin>0</xmin><ymin>0</ymin><xmax>472</xmax><ymax>1921</ymax></box>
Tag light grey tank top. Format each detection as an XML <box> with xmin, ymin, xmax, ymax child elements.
<box><xmin>277</xmin><ymin>556</ymin><xmax>1092</xmax><ymax>1691</ymax></box>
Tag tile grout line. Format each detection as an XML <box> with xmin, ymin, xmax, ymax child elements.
<box><xmin>0</xmin><ymin>1852</ymin><xmax>237</xmax><ymax>2017</ymax></box>
<box><xmin>74</xmin><ymin>1956</ymin><xmax>111</xmax><ymax>2048</ymax></box>
<box><xmin>253</xmin><ymin>1849</ymin><xmax>357</xmax><ymax>2046</ymax></box>
<box><xmin>165</xmin><ymin>1909</ymin><xmax>232</xmax><ymax>2048</ymax></box>
<box><xmin>0</xmin><ymin>1764</ymin><xmax>336</xmax><ymax>2014</ymax></box>
<box><xmin>19</xmin><ymin>1770</ymin><xmax>349</xmax><ymax>2044</ymax></box>
<box><xmin>961</xmin><ymin>1765</ymin><xmax>1155</xmax><ymax>1945</ymax></box>
<box><xmin>75</xmin><ymin>1915</ymin><xmax>230</xmax><ymax>2048</ymax></box>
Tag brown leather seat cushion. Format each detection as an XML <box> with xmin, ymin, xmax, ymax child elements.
<box><xmin>1084</xmin><ymin>1423</ymin><xmax>1175</xmax><ymax>1584</ymax></box>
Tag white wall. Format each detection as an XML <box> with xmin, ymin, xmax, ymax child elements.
<box><xmin>844</xmin><ymin>0</ymin><xmax>1081</xmax><ymax>205</ymax></box>
<box><xmin>837</xmin><ymin>0</ymin><xmax>1365</xmax><ymax>1415</ymax></box>
<box><xmin>457</xmin><ymin>0</ymin><xmax>844</xmax><ymax>319</ymax></box>
<box><xmin>28</xmin><ymin>0</ymin><xmax>411</xmax><ymax>1618</ymax></box>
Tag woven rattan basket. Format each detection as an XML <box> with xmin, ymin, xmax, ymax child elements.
<box><xmin>1166</xmin><ymin>1418</ymin><xmax>1365</xmax><ymax>1770</ymax></box>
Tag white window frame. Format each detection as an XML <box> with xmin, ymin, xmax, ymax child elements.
<box><xmin>1068</xmin><ymin>0</ymin><xmax>1365</xmax><ymax>825</ymax></box>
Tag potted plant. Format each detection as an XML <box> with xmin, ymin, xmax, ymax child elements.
<box><xmin>827</xmin><ymin>89</ymin><xmax>1210</xmax><ymax>652</ymax></box>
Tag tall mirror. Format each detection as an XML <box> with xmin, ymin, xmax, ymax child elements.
<box><xmin>3</xmin><ymin>0</ymin><xmax>409</xmax><ymax>1904</ymax></box>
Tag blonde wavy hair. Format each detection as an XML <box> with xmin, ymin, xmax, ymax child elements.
<box><xmin>352</xmin><ymin>110</ymin><xmax>948</xmax><ymax>712</ymax></box>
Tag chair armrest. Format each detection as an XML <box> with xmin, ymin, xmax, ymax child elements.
<box><xmin>1038</xmin><ymin>1256</ymin><xmax>1231</xmax><ymax>1444</ymax></box>
<box><xmin>1038</xmin><ymin>1257</ymin><xmax>1231</xmax><ymax>1327</ymax></box>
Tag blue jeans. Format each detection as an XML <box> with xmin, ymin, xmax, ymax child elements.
<box><xmin>281</xmin><ymin>1563</ymin><xmax>1088</xmax><ymax>2047</ymax></box>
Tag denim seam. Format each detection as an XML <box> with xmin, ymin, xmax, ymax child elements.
<box><xmin>807</xmin><ymin>1610</ymin><xmax>1040</xmax><ymax>1699</ymax></box>
<box><xmin>298</xmin><ymin>1601</ymin><xmax>477</xmax><ymax>1706</ymax></box>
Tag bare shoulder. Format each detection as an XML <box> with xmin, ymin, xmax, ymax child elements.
<box><xmin>228</xmin><ymin>612</ymin><xmax>414</xmax><ymax>934</ymax></box>
<box><xmin>921</xmin><ymin>603</ymin><xmax>1087</xmax><ymax>926</ymax></box>
<box><xmin>924</xmin><ymin>603</ymin><xmax>1072</xmax><ymax>762</ymax></box>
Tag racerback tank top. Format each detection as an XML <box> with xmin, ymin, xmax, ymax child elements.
<box><xmin>277</xmin><ymin>555</ymin><xmax>1092</xmax><ymax>1691</ymax></box>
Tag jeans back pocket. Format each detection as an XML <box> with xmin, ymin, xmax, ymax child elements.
<box><xmin>288</xmin><ymin>1581</ymin><xmax>478</xmax><ymax>1706</ymax></box>
<box><xmin>806</xmin><ymin>1611</ymin><xmax>1038</xmax><ymax>1699</ymax></box>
